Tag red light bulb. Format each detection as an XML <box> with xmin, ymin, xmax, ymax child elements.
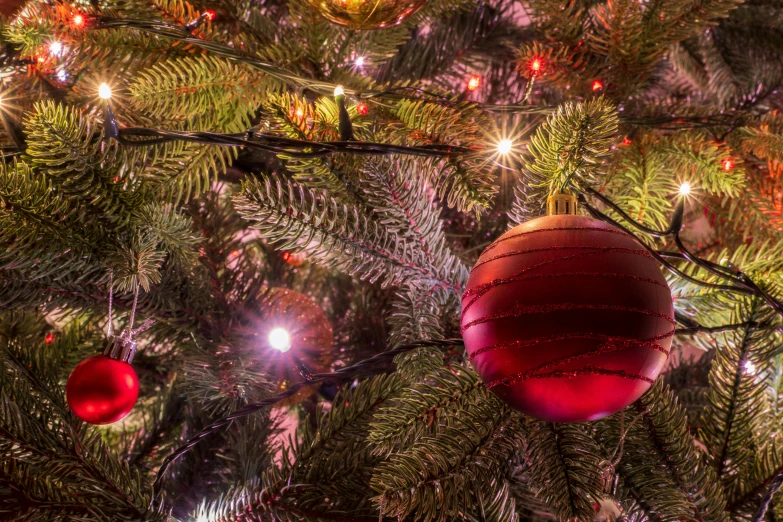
<box><xmin>530</xmin><ymin>58</ymin><xmax>542</xmax><ymax>73</ymax></box>
<box><xmin>45</xmin><ymin>333</ymin><xmax>55</xmax><ymax>344</ymax></box>
<box><xmin>204</xmin><ymin>10</ymin><xmax>216</xmax><ymax>21</ymax></box>
<box><xmin>592</xmin><ymin>80</ymin><xmax>604</xmax><ymax>92</ymax></box>
<box><xmin>357</xmin><ymin>103</ymin><xmax>369</xmax><ymax>115</ymax></box>
<box><xmin>723</xmin><ymin>158</ymin><xmax>734</xmax><ymax>171</ymax></box>
<box><xmin>73</xmin><ymin>14</ymin><xmax>84</xmax><ymax>27</ymax></box>
<box><xmin>621</xmin><ymin>136</ymin><xmax>632</xmax><ymax>146</ymax></box>
<box><xmin>467</xmin><ymin>75</ymin><xmax>481</xmax><ymax>92</ymax></box>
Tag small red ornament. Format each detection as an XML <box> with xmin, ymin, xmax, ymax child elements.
<box><xmin>467</xmin><ymin>75</ymin><xmax>481</xmax><ymax>92</ymax></box>
<box><xmin>592</xmin><ymin>80</ymin><xmax>604</xmax><ymax>92</ymax></box>
<box><xmin>204</xmin><ymin>9</ymin><xmax>216</xmax><ymax>21</ymax></box>
<box><xmin>356</xmin><ymin>102</ymin><xmax>369</xmax><ymax>116</ymax></box>
<box><xmin>461</xmin><ymin>194</ymin><xmax>673</xmax><ymax>422</ymax></box>
<box><xmin>723</xmin><ymin>158</ymin><xmax>734</xmax><ymax>171</ymax></box>
<box><xmin>621</xmin><ymin>136</ymin><xmax>632</xmax><ymax>146</ymax></box>
<box><xmin>44</xmin><ymin>332</ymin><xmax>55</xmax><ymax>344</ymax></box>
<box><xmin>66</xmin><ymin>337</ymin><xmax>139</xmax><ymax>425</ymax></box>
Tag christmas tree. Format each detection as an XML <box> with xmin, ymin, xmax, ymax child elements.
<box><xmin>2</xmin><ymin>0</ymin><xmax>783</xmax><ymax>520</ymax></box>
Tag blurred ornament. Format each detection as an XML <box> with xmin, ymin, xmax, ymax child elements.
<box><xmin>66</xmin><ymin>336</ymin><xmax>139</xmax><ymax>425</ymax></box>
<box><xmin>0</xmin><ymin>0</ymin><xmax>25</xmax><ymax>17</ymax></box>
<box><xmin>461</xmin><ymin>193</ymin><xmax>673</xmax><ymax>422</ymax></box>
<box><xmin>256</xmin><ymin>288</ymin><xmax>334</xmax><ymax>405</ymax></box>
<box><xmin>306</xmin><ymin>0</ymin><xmax>427</xmax><ymax>29</ymax></box>
<box><xmin>356</xmin><ymin>102</ymin><xmax>369</xmax><ymax>115</ymax></box>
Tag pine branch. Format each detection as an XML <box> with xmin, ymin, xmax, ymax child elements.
<box><xmin>234</xmin><ymin>175</ymin><xmax>458</xmax><ymax>289</ymax></box>
<box><xmin>524</xmin><ymin>421</ymin><xmax>605</xmax><ymax>521</ymax></box>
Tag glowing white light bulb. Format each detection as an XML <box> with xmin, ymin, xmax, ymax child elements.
<box><xmin>49</xmin><ymin>41</ymin><xmax>63</xmax><ymax>56</ymax></box>
<box><xmin>268</xmin><ymin>327</ymin><xmax>291</xmax><ymax>353</ymax></box>
<box><xmin>679</xmin><ymin>182</ymin><xmax>691</xmax><ymax>196</ymax></box>
<box><xmin>744</xmin><ymin>360</ymin><xmax>756</xmax><ymax>375</ymax></box>
<box><xmin>497</xmin><ymin>139</ymin><xmax>513</xmax><ymax>155</ymax></box>
<box><xmin>98</xmin><ymin>83</ymin><xmax>112</xmax><ymax>100</ymax></box>
<box><xmin>334</xmin><ymin>85</ymin><xmax>345</xmax><ymax>97</ymax></box>
<box><xmin>355</xmin><ymin>56</ymin><xmax>365</xmax><ymax>67</ymax></box>
<box><xmin>57</xmin><ymin>69</ymin><xmax>68</xmax><ymax>82</ymax></box>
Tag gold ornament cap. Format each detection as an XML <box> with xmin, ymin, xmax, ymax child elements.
<box><xmin>547</xmin><ymin>192</ymin><xmax>578</xmax><ymax>216</ymax></box>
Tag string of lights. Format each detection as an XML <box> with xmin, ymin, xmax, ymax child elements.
<box><xmin>83</xmin><ymin>13</ymin><xmax>747</xmax><ymax>131</ymax></box>
<box><xmin>149</xmin><ymin>338</ymin><xmax>465</xmax><ymax>507</ymax></box>
<box><xmin>142</xmin><ymin>186</ymin><xmax>783</xmax><ymax>512</ymax></box>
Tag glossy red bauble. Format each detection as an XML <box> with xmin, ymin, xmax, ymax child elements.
<box><xmin>66</xmin><ymin>355</ymin><xmax>139</xmax><ymax>425</ymax></box>
<box><xmin>461</xmin><ymin>214</ymin><xmax>674</xmax><ymax>423</ymax></box>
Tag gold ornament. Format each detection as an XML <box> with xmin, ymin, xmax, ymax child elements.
<box><xmin>256</xmin><ymin>288</ymin><xmax>334</xmax><ymax>405</ymax></box>
<box><xmin>305</xmin><ymin>0</ymin><xmax>427</xmax><ymax>30</ymax></box>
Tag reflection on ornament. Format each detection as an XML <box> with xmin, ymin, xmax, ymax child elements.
<box><xmin>256</xmin><ymin>288</ymin><xmax>333</xmax><ymax>405</ymax></box>
<box><xmin>461</xmin><ymin>194</ymin><xmax>673</xmax><ymax>422</ymax></box>
<box><xmin>593</xmin><ymin>496</ymin><xmax>623</xmax><ymax>522</ymax></box>
<box><xmin>306</xmin><ymin>0</ymin><xmax>427</xmax><ymax>29</ymax></box>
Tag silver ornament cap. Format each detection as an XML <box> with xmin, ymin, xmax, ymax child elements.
<box><xmin>103</xmin><ymin>335</ymin><xmax>137</xmax><ymax>364</ymax></box>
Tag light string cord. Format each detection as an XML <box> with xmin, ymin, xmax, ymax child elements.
<box><xmin>115</xmin><ymin>128</ymin><xmax>471</xmax><ymax>160</ymax></box>
<box><xmin>753</xmin><ymin>472</ymin><xmax>783</xmax><ymax>522</ymax></box>
<box><xmin>578</xmin><ymin>189</ymin><xmax>783</xmax><ymax>320</ymax></box>
<box><xmin>148</xmin><ymin>338</ymin><xmax>464</xmax><ymax>509</ymax></box>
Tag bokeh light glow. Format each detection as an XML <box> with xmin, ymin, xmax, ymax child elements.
<box><xmin>269</xmin><ymin>327</ymin><xmax>292</xmax><ymax>352</ymax></box>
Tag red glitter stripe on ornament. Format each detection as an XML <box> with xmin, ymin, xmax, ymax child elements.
<box><xmin>461</xmin><ymin>302</ymin><xmax>675</xmax><ymax>332</ymax></box>
<box><xmin>474</xmin><ymin>245</ymin><xmax>655</xmax><ymax>271</ymax></box>
<box><xmin>461</xmin><ymin>248</ymin><xmax>655</xmax><ymax>316</ymax></box>
<box><xmin>483</xmin><ymin>226</ymin><xmax>633</xmax><ymax>255</ymax></box>
<box><xmin>487</xmin><ymin>366</ymin><xmax>656</xmax><ymax>388</ymax></box>
<box><xmin>468</xmin><ymin>330</ymin><xmax>675</xmax><ymax>360</ymax></box>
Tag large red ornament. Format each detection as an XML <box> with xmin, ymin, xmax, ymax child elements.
<box><xmin>461</xmin><ymin>202</ymin><xmax>674</xmax><ymax>423</ymax></box>
<box><xmin>66</xmin><ymin>344</ymin><xmax>139</xmax><ymax>425</ymax></box>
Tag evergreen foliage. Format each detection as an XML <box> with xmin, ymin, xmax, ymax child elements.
<box><xmin>4</xmin><ymin>0</ymin><xmax>783</xmax><ymax>520</ymax></box>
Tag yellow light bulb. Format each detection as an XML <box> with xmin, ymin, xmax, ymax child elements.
<box><xmin>334</xmin><ymin>85</ymin><xmax>345</xmax><ymax>97</ymax></box>
<box><xmin>679</xmin><ymin>182</ymin><xmax>691</xmax><ymax>196</ymax></box>
<box><xmin>268</xmin><ymin>327</ymin><xmax>291</xmax><ymax>353</ymax></box>
<box><xmin>497</xmin><ymin>139</ymin><xmax>513</xmax><ymax>155</ymax></box>
<box><xmin>98</xmin><ymin>83</ymin><xmax>112</xmax><ymax>100</ymax></box>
